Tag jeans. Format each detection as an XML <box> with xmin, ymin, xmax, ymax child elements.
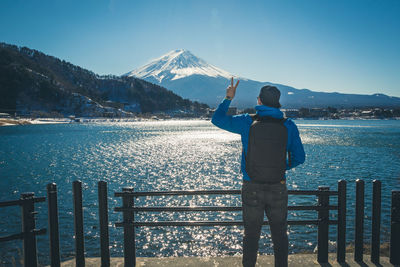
<box><xmin>241</xmin><ymin>181</ymin><xmax>288</xmax><ymax>267</ymax></box>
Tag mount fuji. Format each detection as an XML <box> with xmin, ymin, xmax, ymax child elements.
<box><xmin>125</xmin><ymin>50</ymin><xmax>400</xmax><ymax>108</ymax></box>
<box><xmin>124</xmin><ymin>49</ymin><xmax>238</xmax><ymax>106</ymax></box>
<box><xmin>126</xmin><ymin>49</ymin><xmax>232</xmax><ymax>83</ymax></box>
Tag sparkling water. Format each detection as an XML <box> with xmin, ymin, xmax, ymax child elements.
<box><xmin>1</xmin><ymin>119</ymin><xmax>399</xmax><ymax>265</ymax></box>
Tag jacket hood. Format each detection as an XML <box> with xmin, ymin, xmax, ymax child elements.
<box><xmin>255</xmin><ymin>105</ymin><xmax>284</xmax><ymax>119</ymax></box>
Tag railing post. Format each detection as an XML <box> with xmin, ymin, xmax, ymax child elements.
<box><xmin>337</xmin><ymin>180</ymin><xmax>346</xmax><ymax>263</ymax></box>
<box><xmin>21</xmin><ymin>192</ymin><xmax>38</xmax><ymax>267</ymax></box>
<box><xmin>354</xmin><ymin>179</ymin><xmax>364</xmax><ymax>262</ymax></box>
<box><xmin>73</xmin><ymin>180</ymin><xmax>85</xmax><ymax>267</ymax></box>
<box><xmin>47</xmin><ymin>183</ymin><xmax>60</xmax><ymax>267</ymax></box>
<box><xmin>371</xmin><ymin>180</ymin><xmax>381</xmax><ymax>264</ymax></box>
<box><xmin>317</xmin><ymin>186</ymin><xmax>330</xmax><ymax>263</ymax></box>
<box><xmin>122</xmin><ymin>187</ymin><xmax>135</xmax><ymax>267</ymax></box>
<box><xmin>390</xmin><ymin>191</ymin><xmax>400</xmax><ymax>265</ymax></box>
<box><xmin>98</xmin><ymin>181</ymin><xmax>110</xmax><ymax>267</ymax></box>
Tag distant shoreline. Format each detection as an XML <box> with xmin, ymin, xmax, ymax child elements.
<box><xmin>0</xmin><ymin>117</ymin><xmax>196</xmax><ymax>126</ymax></box>
<box><xmin>1</xmin><ymin>117</ymin><xmax>400</xmax><ymax>127</ymax></box>
<box><xmin>0</xmin><ymin>118</ymin><xmax>71</xmax><ymax>126</ymax></box>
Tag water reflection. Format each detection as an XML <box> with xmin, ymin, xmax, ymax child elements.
<box><xmin>0</xmin><ymin>119</ymin><xmax>400</xmax><ymax>264</ymax></box>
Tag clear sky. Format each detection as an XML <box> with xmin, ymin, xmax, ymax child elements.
<box><xmin>1</xmin><ymin>0</ymin><xmax>399</xmax><ymax>96</ymax></box>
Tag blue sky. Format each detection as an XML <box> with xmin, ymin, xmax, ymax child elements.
<box><xmin>1</xmin><ymin>0</ymin><xmax>399</xmax><ymax>96</ymax></box>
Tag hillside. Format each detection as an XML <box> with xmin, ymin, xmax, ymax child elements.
<box><xmin>0</xmin><ymin>43</ymin><xmax>208</xmax><ymax>116</ymax></box>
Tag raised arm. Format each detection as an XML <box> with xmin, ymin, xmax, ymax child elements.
<box><xmin>211</xmin><ymin>78</ymin><xmax>247</xmax><ymax>134</ymax></box>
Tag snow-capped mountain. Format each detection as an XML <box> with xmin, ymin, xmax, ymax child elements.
<box><xmin>125</xmin><ymin>50</ymin><xmax>400</xmax><ymax>108</ymax></box>
<box><xmin>125</xmin><ymin>49</ymin><xmax>233</xmax><ymax>83</ymax></box>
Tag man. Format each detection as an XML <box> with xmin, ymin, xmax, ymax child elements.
<box><xmin>211</xmin><ymin>78</ymin><xmax>305</xmax><ymax>267</ymax></box>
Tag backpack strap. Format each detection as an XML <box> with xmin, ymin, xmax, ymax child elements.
<box><xmin>250</xmin><ymin>114</ymin><xmax>287</xmax><ymax>124</ymax></box>
<box><xmin>250</xmin><ymin>114</ymin><xmax>259</xmax><ymax>121</ymax></box>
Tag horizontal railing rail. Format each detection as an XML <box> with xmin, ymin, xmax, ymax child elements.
<box><xmin>115</xmin><ymin>205</ymin><xmax>338</xmax><ymax>212</ymax></box>
<box><xmin>114</xmin><ymin>189</ymin><xmax>338</xmax><ymax>197</ymax></box>
<box><xmin>115</xmin><ymin>220</ymin><xmax>338</xmax><ymax>227</ymax></box>
<box><xmin>0</xmin><ymin>196</ymin><xmax>46</xmax><ymax>208</ymax></box>
<box><xmin>0</xmin><ymin>229</ymin><xmax>47</xmax><ymax>242</ymax></box>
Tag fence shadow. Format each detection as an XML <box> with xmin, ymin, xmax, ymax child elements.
<box><xmin>337</xmin><ymin>260</ymin><xmax>384</xmax><ymax>267</ymax></box>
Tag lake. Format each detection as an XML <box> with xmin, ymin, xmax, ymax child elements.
<box><xmin>1</xmin><ymin>119</ymin><xmax>400</xmax><ymax>265</ymax></box>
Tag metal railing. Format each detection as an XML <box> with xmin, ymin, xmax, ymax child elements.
<box><xmin>114</xmin><ymin>182</ymin><xmax>341</xmax><ymax>265</ymax></box>
<box><xmin>0</xmin><ymin>179</ymin><xmax>399</xmax><ymax>267</ymax></box>
<box><xmin>0</xmin><ymin>193</ymin><xmax>47</xmax><ymax>267</ymax></box>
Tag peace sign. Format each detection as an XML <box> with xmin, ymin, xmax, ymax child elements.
<box><xmin>226</xmin><ymin>77</ymin><xmax>240</xmax><ymax>100</ymax></box>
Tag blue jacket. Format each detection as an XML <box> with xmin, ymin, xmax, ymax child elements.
<box><xmin>211</xmin><ymin>98</ymin><xmax>305</xmax><ymax>181</ymax></box>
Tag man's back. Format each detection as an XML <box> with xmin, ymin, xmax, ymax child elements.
<box><xmin>246</xmin><ymin>116</ymin><xmax>288</xmax><ymax>184</ymax></box>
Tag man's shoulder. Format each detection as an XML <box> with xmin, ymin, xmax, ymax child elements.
<box><xmin>234</xmin><ymin>113</ymin><xmax>254</xmax><ymax>123</ymax></box>
<box><xmin>283</xmin><ymin>117</ymin><xmax>296</xmax><ymax>124</ymax></box>
<box><xmin>283</xmin><ymin>118</ymin><xmax>300</xmax><ymax>133</ymax></box>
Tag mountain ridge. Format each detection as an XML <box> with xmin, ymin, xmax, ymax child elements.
<box><xmin>126</xmin><ymin>50</ymin><xmax>400</xmax><ymax>108</ymax></box>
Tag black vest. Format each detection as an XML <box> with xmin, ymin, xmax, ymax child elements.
<box><xmin>245</xmin><ymin>115</ymin><xmax>288</xmax><ymax>184</ymax></box>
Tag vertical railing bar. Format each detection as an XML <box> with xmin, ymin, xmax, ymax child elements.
<box><xmin>98</xmin><ymin>181</ymin><xmax>110</xmax><ymax>267</ymax></box>
<box><xmin>354</xmin><ymin>179</ymin><xmax>364</xmax><ymax>262</ymax></box>
<box><xmin>371</xmin><ymin>180</ymin><xmax>381</xmax><ymax>264</ymax></box>
<box><xmin>122</xmin><ymin>187</ymin><xmax>135</xmax><ymax>267</ymax></box>
<box><xmin>317</xmin><ymin>186</ymin><xmax>329</xmax><ymax>263</ymax></box>
<box><xmin>337</xmin><ymin>180</ymin><xmax>346</xmax><ymax>263</ymax></box>
<box><xmin>21</xmin><ymin>192</ymin><xmax>38</xmax><ymax>267</ymax></box>
<box><xmin>73</xmin><ymin>180</ymin><xmax>85</xmax><ymax>267</ymax></box>
<box><xmin>47</xmin><ymin>183</ymin><xmax>60</xmax><ymax>267</ymax></box>
<box><xmin>390</xmin><ymin>191</ymin><xmax>400</xmax><ymax>265</ymax></box>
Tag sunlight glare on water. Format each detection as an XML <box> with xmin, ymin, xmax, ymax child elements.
<box><xmin>1</xmin><ymin>119</ymin><xmax>400</xmax><ymax>265</ymax></box>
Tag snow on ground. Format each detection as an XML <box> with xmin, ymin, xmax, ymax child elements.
<box><xmin>0</xmin><ymin>117</ymin><xmax>159</xmax><ymax>126</ymax></box>
<box><xmin>0</xmin><ymin>118</ymin><xmax>71</xmax><ymax>126</ymax></box>
<box><xmin>29</xmin><ymin>118</ymin><xmax>71</xmax><ymax>124</ymax></box>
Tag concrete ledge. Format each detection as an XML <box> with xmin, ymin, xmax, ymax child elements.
<box><xmin>58</xmin><ymin>253</ymin><xmax>394</xmax><ymax>266</ymax></box>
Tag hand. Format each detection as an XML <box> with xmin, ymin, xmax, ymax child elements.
<box><xmin>226</xmin><ymin>77</ymin><xmax>240</xmax><ymax>100</ymax></box>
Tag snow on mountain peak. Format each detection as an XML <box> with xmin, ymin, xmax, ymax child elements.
<box><xmin>125</xmin><ymin>49</ymin><xmax>233</xmax><ymax>82</ymax></box>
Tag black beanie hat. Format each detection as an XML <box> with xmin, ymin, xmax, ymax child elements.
<box><xmin>259</xmin><ymin>85</ymin><xmax>281</xmax><ymax>108</ymax></box>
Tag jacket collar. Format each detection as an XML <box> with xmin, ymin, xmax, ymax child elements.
<box><xmin>255</xmin><ymin>105</ymin><xmax>284</xmax><ymax>119</ymax></box>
